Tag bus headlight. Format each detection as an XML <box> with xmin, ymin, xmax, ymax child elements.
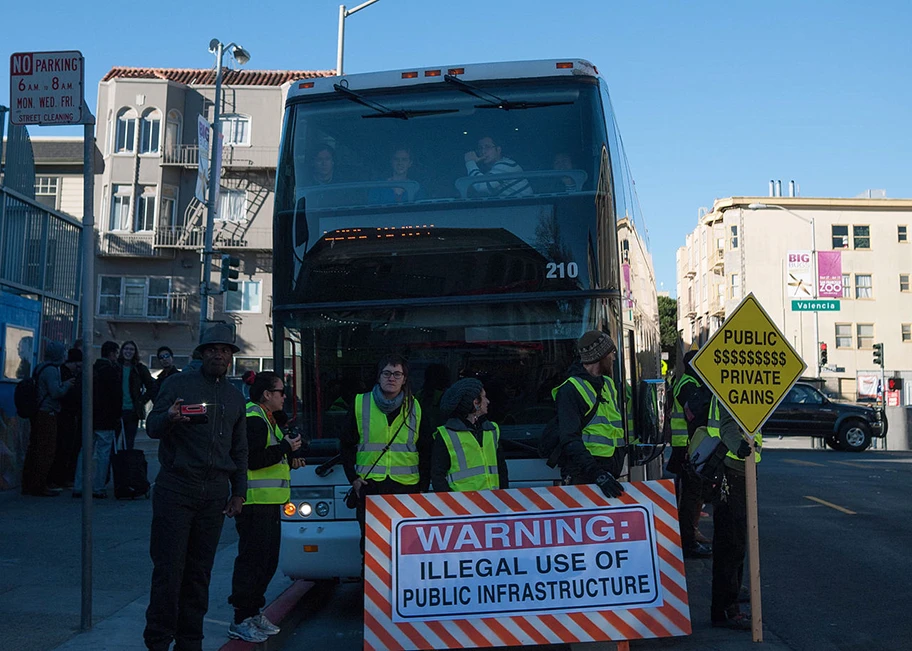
<box><xmin>315</xmin><ymin>501</ymin><xmax>330</xmax><ymax>517</ymax></box>
<box><xmin>298</xmin><ymin>502</ymin><xmax>313</xmax><ymax>517</ymax></box>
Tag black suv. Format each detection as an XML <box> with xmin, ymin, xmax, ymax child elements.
<box><xmin>763</xmin><ymin>382</ymin><xmax>885</xmax><ymax>452</ymax></box>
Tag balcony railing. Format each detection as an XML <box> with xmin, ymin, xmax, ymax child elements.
<box><xmin>684</xmin><ymin>268</ymin><xmax>696</xmax><ymax>279</ymax></box>
<box><xmin>153</xmin><ymin>226</ymin><xmax>272</xmax><ymax>250</ymax></box>
<box><xmin>154</xmin><ymin>226</ymin><xmax>204</xmax><ymax>249</ymax></box>
<box><xmin>710</xmin><ymin>248</ymin><xmax>725</xmax><ymax>271</ymax></box>
<box><xmin>99</xmin><ymin>232</ymin><xmax>173</xmax><ymax>258</ymax></box>
<box><xmin>162</xmin><ymin>144</ymin><xmax>279</xmax><ymax>168</ymax></box>
<box><xmin>98</xmin><ymin>293</ymin><xmax>192</xmax><ymax>324</ymax></box>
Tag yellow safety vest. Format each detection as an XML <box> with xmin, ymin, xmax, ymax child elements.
<box><xmin>244</xmin><ymin>402</ymin><xmax>291</xmax><ymax>505</ymax></box>
<box><xmin>438</xmin><ymin>422</ymin><xmax>501</xmax><ymax>492</ymax></box>
<box><xmin>706</xmin><ymin>396</ymin><xmax>762</xmax><ymax>463</ymax></box>
<box><xmin>671</xmin><ymin>375</ymin><xmax>700</xmax><ymax>448</ymax></box>
<box><xmin>625</xmin><ymin>383</ymin><xmax>637</xmax><ymax>445</ymax></box>
<box><xmin>354</xmin><ymin>392</ymin><xmax>422</xmax><ymax>485</ymax></box>
<box><xmin>552</xmin><ymin>376</ymin><xmax>625</xmax><ymax>458</ymax></box>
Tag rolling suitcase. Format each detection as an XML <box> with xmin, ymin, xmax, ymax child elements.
<box><xmin>112</xmin><ymin>433</ymin><xmax>151</xmax><ymax>499</ymax></box>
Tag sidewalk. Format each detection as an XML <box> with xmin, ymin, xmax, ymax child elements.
<box><xmin>0</xmin><ymin>433</ymin><xmax>307</xmax><ymax>651</ymax></box>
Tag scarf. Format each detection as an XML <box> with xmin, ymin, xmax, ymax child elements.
<box><xmin>372</xmin><ymin>384</ymin><xmax>404</xmax><ymax>414</ymax></box>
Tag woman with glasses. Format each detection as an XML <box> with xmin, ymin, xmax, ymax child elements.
<box><xmin>340</xmin><ymin>354</ymin><xmax>432</xmax><ymax>553</ymax></box>
<box><xmin>118</xmin><ymin>340</ymin><xmax>156</xmax><ymax>450</ymax></box>
<box><xmin>153</xmin><ymin>346</ymin><xmax>180</xmax><ymax>395</ymax></box>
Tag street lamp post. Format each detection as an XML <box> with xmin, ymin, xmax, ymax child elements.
<box><xmin>336</xmin><ymin>0</ymin><xmax>380</xmax><ymax>75</ymax></box>
<box><xmin>199</xmin><ymin>39</ymin><xmax>250</xmax><ymax>341</ymax></box>
<box><xmin>748</xmin><ymin>202</ymin><xmax>820</xmax><ymax>376</ymax></box>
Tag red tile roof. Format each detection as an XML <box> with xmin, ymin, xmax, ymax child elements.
<box><xmin>101</xmin><ymin>67</ymin><xmax>335</xmax><ymax>86</ymax></box>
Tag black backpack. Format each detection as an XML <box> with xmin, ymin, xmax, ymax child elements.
<box><xmin>14</xmin><ymin>363</ymin><xmax>52</xmax><ymax>419</ymax></box>
<box><xmin>538</xmin><ymin>388</ymin><xmax>602</xmax><ymax>468</ymax></box>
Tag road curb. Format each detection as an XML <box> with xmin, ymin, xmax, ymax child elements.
<box><xmin>217</xmin><ymin>580</ymin><xmax>315</xmax><ymax>651</ymax></box>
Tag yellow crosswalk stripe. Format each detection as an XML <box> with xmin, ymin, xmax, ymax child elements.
<box><xmin>804</xmin><ymin>495</ymin><xmax>856</xmax><ymax>515</ymax></box>
<box><xmin>783</xmin><ymin>458</ymin><xmax>825</xmax><ymax>467</ymax></box>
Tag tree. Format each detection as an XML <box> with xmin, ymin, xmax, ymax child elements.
<box><xmin>658</xmin><ymin>296</ymin><xmax>679</xmax><ymax>368</ymax></box>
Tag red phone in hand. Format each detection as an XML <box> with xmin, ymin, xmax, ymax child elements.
<box><xmin>179</xmin><ymin>403</ymin><xmax>208</xmax><ymax>424</ymax></box>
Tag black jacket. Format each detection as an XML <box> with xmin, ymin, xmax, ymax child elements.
<box><xmin>430</xmin><ymin>416</ymin><xmax>508</xmax><ymax>492</ymax></box>
<box><xmin>93</xmin><ymin>358</ymin><xmax>123</xmax><ymax>430</ymax></box>
<box><xmin>154</xmin><ymin>365</ymin><xmax>181</xmax><ymax>396</ymax></box>
<box><xmin>146</xmin><ymin>370</ymin><xmax>248</xmax><ymax>500</ymax></box>
<box><xmin>122</xmin><ymin>362</ymin><xmax>156</xmax><ymax>419</ymax></box>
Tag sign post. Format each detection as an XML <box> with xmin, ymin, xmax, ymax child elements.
<box><xmin>690</xmin><ymin>293</ymin><xmax>806</xmax><ymax>641</ymax></box>
<box><xmin>12</xmin><ymin>49</ymin><xmax>96</xmax><ymax>631</ymax></box>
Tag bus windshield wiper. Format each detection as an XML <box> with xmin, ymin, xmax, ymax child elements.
<box><xmin>333</xmin><ymin>84</ymin><xmax>457</xmax><ymax>120</ymax></box>
<box><xmin>443</xmin><ymin>74</ymin><xmax>572</xmax><ymax>111</ymax></box>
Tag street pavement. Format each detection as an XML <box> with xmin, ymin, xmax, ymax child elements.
<box><xmin>0</xmin><ymin>432</ymin><xmax>301</xmax><ymax>651</ymax></box>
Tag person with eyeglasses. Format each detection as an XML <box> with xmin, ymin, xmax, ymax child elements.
<box><xmin>463</xmin><ymin>135</ymin><xmax>532</xmax><ymax>197</ymax></box>
<box><xmin>227</xmin><ymin>372</ymin><xmax>303</xmax><ymax>642</ymax></box>
<box><xmin>340</xmin><ymin>354</ymin><xmax>432</xmax><ymax>554</ymax></box>
<box><xmin>153</xmin><ymin>346</ymin><xmax>181</xmax><ymax>395</ymax></box>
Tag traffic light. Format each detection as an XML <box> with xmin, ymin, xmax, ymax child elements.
<box><xmin>818</xmin><ymin>342</ymin><xmax>828</xmax><ymax>366</ymax></box>
<box><xmin>888</xmin><ymin>377</ymin><xmax>903</xmax><ymax>392</ymax></box>
<box><xmin>220</xmin><ymin>255</ymin><xmax>240</xmax><ymax>293</ymax></box>
<box><xmin>872</xmin><ymin>343</ymin><xmax>883</xmax><ymax>368</ymax></box>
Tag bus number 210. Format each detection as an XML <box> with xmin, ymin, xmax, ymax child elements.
<box><xmin>546</xmin><ymin>262</ymin><xmax>579</xmax><ymax>279</ymax></box>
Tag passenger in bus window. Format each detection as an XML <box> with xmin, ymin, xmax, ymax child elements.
<box><xmin>430</xmin><ymin>378</ymin><xmax>508</xmax><ymax>492</ymax></box>
<box><xmin>368</xmin><ymin>147</ymin><xmax>425</xmax><ymax>204</ymax></box>
<box><xmin>463</xmin><ymin>136</ymin><xmax>532</xmax><ymax>197</ymax></box>
<box><xmin>340</xmin><ymin>355</ymin><xmax>432</xmax><ymax>552</ymax></box>
<box><xmin>307</xmin><ymin>145</ymin><xmax>336</xmax><ymax>185</ymax></box>
<box><xmin>552</xmin><ymin>152</ymin><xmax>578</xmax><ymax>192</ymax></box>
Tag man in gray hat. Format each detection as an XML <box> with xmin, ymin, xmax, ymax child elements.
<box><xmin>551</xmin><ymin>330</ymin><xmax>626</xmax><ymax>498</ymax></box>
<box><xmin>143</xmin><ymin>323</ymin><xmax>249</xmax><ymax>651</ymax></box>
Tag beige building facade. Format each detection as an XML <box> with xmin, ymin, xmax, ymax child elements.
<box><xmin>91</xmin><ymin>66</ymin><xmax>330</xmax><ymax>374</ymax></box>
<box><xmin>677</xmin><ymin>196</ymin><xmax>912</xmax><ymax>402</ymax></box>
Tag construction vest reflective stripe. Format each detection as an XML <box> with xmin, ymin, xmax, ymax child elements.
<box><xmin>671</xmin><ymin>375</ymin><xmax>700</xmax><ymax>448</ymax></box>
<box><xmin>706</xmin><ymin>397</ymin><xmax>762</xmax><ymax>463</ymax></box>
<box><xmin>552</xmin><ymin>376</ymin><xmax>625</xmax><ymax>458</ymax></box>
<box><xmin>438</xmin><ymin>422</ymin><xmax>500</xmax><ymax>492</ymax></box>
<box><xmin>354</xmin><ymin>392</ymin><xmax>422</xmax><ymax>485</ymax></box>
<box><xmin>244</xmin><ymin>402</ymin><xmax>290</xmax><ymax>504</ymax></box>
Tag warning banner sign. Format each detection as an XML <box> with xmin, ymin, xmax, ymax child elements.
<box><xmin>365</xmin><ymin>481</ymin><xmax>691</xmax><ymax>650</ymax></box>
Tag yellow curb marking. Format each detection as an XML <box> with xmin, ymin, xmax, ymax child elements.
<box><xmin>830</xmin><ymin>460</ymin><xmax>870</xmax><ymax>470</ymax></box>
<box><xmin>804</xmin><ymin>495</ymin><xmax>856</xmax><ymax>515</ymax></box>
<box><xmin>783</xmin><ymin>459</ymin><xmax>826</xmax><ymax>467</ymax></box>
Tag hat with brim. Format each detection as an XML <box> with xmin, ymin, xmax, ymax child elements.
<box><xmin>194</xmin><ymin>323</ymin><xmax>240</xmax><ymax>356</ymax></box>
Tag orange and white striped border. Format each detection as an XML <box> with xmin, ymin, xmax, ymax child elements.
<box><xmin>364</xmin><ymin>479</ymin><xmax>690</xmax><ymax>650</ymax></box>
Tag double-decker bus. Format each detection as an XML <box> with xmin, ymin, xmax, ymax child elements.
<box><xmin>272</xmin><ymin>59</ymin><xmax>661</xmax><ymax>581</ymax></box>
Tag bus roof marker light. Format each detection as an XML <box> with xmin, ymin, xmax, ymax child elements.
<box><xmin>556</xmin><ymin>62</ymin><xmax>574</xmax><ymax>69</ymax></box>
<box><xmin>401</xmin><ymin>71</ymin><xmax>418</xmax><ymax>79</ymax></box>
<box><xmin>299</xmin><ymin>82</ymin><xmax>315</xmax><ymax>89</ymax></box>
<box><xmin>424</xmin><ymin>69</ymin><xmax>441</xmax><ymax>77</ymax></box>
<box><xmin>448</xmin><ymin>68</ymin><xmax>465</xmax><ymax>75</ymax></box>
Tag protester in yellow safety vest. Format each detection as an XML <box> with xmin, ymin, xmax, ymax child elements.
<box><xmin>341</xmin><ymin>354</ymin><xmax>432</xmax><ymax>551</ymax></box>
<box><xmin>552</xmin><ymin>330</ymin><xmax>626</xmax><ymax>498</ymax></box>
<box><xmin>227</xmin><ymin>372</ymin><xmax>304</xmax><ymax>643</ymax></box>
<box><xmin>431</xmin><ymin>378</ymin><xmax>508</xmax><ymax>492</ymax></box>
<box><xmin>705</xmin><ymin>395</ymin><xmax>762</xmax><ymax>632</ymax></box>
<box><xmin>667</xmin><ymin>350</ymin><xmax>713</xmax><ymax>558</ymax></box>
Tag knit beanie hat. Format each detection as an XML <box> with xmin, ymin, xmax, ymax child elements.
<box><xmin>440</xmin><ymin>378</ymin><xmax>483</xmax><ymax>418</ymax></box>
<box><xmin>46</xmin><ymin>341</ymin><xmax>67</xmax><ymax>364</ymax></box>
<box><xmin>576</xmin><ymin>330</ymin><xmax>616</xmax><ymax>364</ymax></box>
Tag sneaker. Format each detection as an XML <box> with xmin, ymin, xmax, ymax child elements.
<box><xmin>712</xmin><ymin>611</ymin><xmax>752</xmax><ymax>631</ymax></box>
<box><xmin>228</xmin><ymin>618</ymin><xmax>269</xmax><ymax>643</ymax></box>
<box><xmin>683</xmin><ymin>542</ymin><xmax>712</xmax><ymax>559</ymax></box>
<box><xmin>251</xmin><ymin>613</ymin><xmax>280</xmax><ymax>635</ymax></box>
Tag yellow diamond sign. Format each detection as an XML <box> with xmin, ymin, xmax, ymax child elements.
<box><xmin>691</xmin><ymin>293</ymin><xmax>807</xmax><ymax>434</ymax></box>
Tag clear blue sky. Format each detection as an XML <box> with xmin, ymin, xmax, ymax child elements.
<box><xmin>3</xmin><ymin>0</ymin><xmax>910</xmax><ymax>296</ymax></box>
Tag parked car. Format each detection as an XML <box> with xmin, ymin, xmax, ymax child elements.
<box><xmin>764</xmin><ymin>382</ymin><xmax>885</xmax><ymax>451</ymax></box>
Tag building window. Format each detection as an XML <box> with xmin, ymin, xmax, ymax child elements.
<box><xmin>835</xmin><ymin>323</ymin><xmax>852</xmax><ymax>349</ymax></box>
<box><xmin>901</xmin><ymin>274</ymin><xmax>910</xmax><ymax>293</ymax></box>
<box><xmin>34</xmin><ymin>176</ymin><xmax>60</xmax><ymax>210</ymax></box>
<box><xmin>217</xmin><ymin>188</ymin><xmax>247</xmax><ymax>223</ymax></box>
<box><xmin>233</xmin><ymin>357</ymin><xmax>261</xmax><ymax>376</ymax></box>
<box><xmin>98</xmin><ymin>276</ymin><xmax>173</xmax><ymax>318</ymax></box>
<box><xmin>729</xmin><ymin>225</ymin><xmax>738</xmax><ymax>249</ymax></box>
<box><xmin>900</xmin><ymin>225</ymin><xmax>908</xmax><ymax>243</ymax></box>
<box><xmin>903</xmin><ymin>324</ymin><xmax>911</xmax><ymax>343</ymax></box>
<box><xmin>831</xmin><ymin>225</ymin><xmax>849</xmax><ymax>249</ymax></box>
<box><xmin>165</xmin><ymin>109</ymin><xmax>182</xmax><ymax>159</ymax></box>
<box><xmin>225</xmin><ymin>279</ymin><xmax>261</xmax><ymax>313</ymax></box>
<box><xmin>856</xmin><ymin>323</ymin><xmax>874</xmax><ymax>349</ymax></box>
<box><xmin>220</xmin><ymin>114</ymin><xmax>250</xmax><ymax>146</ymax></box>
<box><xmin>841</xmin><ymin>274</ymin><xmax>851</xmax><ymax>299</ymax></box>
<box><xmin>852</xmin><ymin>225</ymin><xmax>870</xmax><ymax>249</ymax></box>
<box><xmin>140</xmin><ymin>108</ymin><xmax>162</xmax><ymax>154</ymax></box>
<box><xmin>109</xmin><ymin>184</ymin><xmax>132</xmax><ymax>231</ymax></box>
<box><xmin>115</xmin><ymin>107</ymin><xmax>137</xmax><ymax>153</ymax></box>
<box><xmin>854</xmin><ymin>274</ymin><xmax>872</xmax><ymax>299</ymax></box>
<box><xmin>730</xmin><ymin>273</ymin><xmax>740</xmax><ymax>299</ymax></box>
<box><xmin>160</xmin><ymin>186</ymin><xmax>179</xmax><ymax>230</ymax></box>
<box><xmin>135</xmin><ymin>186</ymin><xmax>157</xmax><ymax>232</ymax></box>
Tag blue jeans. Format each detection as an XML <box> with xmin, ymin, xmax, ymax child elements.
<box><xmin>74</xmin><ymin>429</ymin><xmax>116</xmax><ymax>493</ymax></box>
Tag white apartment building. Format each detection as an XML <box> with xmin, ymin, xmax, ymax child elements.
<box><xmin>92</xmin><ymin>66</ymin><xmax>330</xmax><ymax>374</ymax></box>
<box><xmin>677</xmin><ymin>196</ymin><xmax>912</xmax><ymax>402</ymax></box>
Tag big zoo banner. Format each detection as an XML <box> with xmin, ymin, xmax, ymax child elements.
<box><xmin>364</xmin><ymin>481</ymin><xmax>691</xmax><ymax>650</ymax></box>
